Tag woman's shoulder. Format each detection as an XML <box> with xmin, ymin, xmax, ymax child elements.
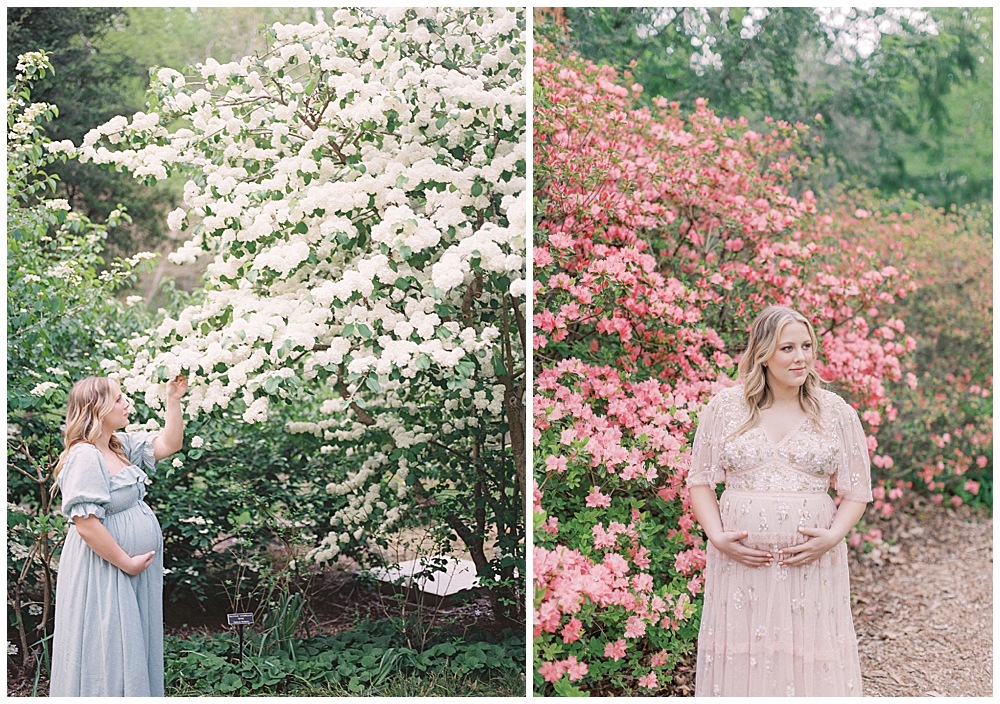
<box><xmin>59</xmin><ymin>443</ymin><xmax>106</xmax><ymax>484</ymax></box>
<box><xmin>66</xmin><ymin>442</ymin><xmax>100</xmax><ymax>457</ymax></box>
<box><xmin>714</xmin><ymin>383</ymin><xmax>744</xmax><ymax>402</ymax></box>
<box><xmin>114</xmin><ymin>430</ymin><xmax>160</xmax><ymax>443</ymax></box>
<box><xmin>703</xmin><ymin>383</ymin><xmax>745</xmax><ymax>412</ymax></box>
<box><xmin>815</xmin><ymin>387</ymin><xmax>857</xmax><ymax>416</ymax></box>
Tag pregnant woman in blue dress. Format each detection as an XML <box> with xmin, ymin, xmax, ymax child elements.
<box><xmin>49</xmin><ymin>375</ymin><xmax>187</xmax><ymax>696</ymax></box>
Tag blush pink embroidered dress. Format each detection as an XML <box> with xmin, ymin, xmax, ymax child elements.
<box><xmin>687</xmin><ymin>385</ymin><xmax>872</xmax><ymax>697</ymax></box>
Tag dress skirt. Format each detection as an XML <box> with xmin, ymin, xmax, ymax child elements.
<box><xmin>694</xmin><ymin>489</ymin><xmax>863</xmax><ymax>697</ymax></box>
<box><xmin>49</xmin><ymin>449</ymin><xmax>164</xmax><ymax>697</ymax></box>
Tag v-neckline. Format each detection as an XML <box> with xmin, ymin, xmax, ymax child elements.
<box><xmin>760</xmin><ymin>415</ymin><xmax>810</xmax><ymax>447</ymax></box>
<box><xmin>108</xmin><ymin>464</ymin><xmax>133</xmax><ymax>480</ymax></box>
<box><xmin>98</xmin><ymin>452</ymin><xmax>133</xmax><ymax>480</ymax></box>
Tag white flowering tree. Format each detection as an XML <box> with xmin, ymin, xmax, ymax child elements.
<box><xmin>75</xmin><ymin>8</ymin><xmax>526</xmax><ymax>621</ymax></box>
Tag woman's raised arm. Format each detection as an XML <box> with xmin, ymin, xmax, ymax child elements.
<box><xmin>152</xmin><ymin>375</ymin><xmax>187</xmax><ymax>460</ymax></box>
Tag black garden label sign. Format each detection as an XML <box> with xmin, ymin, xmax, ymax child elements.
<box><xmin>227</xmin><ymin>613</ymin><xmax>254</xmax><ymax>626</ymax></box>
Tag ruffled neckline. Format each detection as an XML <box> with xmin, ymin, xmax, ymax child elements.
<box><xmin>108</xmin><ymin>462</ymin><xmax>148</xmax><ymax>486</ymax></box>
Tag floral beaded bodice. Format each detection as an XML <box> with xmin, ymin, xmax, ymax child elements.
<box><xmin>722</xmin><ymin>419</ymin><xmax>837</xmax><ymax>492</ymax></box>
<box><xmin>687</xmin><ymin>385</ymin><xmax>873</xmax><ymax>502</ymax></box>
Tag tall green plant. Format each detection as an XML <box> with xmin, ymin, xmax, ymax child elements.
<box><xmin>6</xmin><ymin>51</ymin><xmax>157</xmax><ymax>682</ymax></box>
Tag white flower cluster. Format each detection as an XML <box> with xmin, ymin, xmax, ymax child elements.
<box><xmin>8</xmin><ymin>541</ymin><xmax>31</xmax><ymax>561</ymax></box>
<box><xmin>8</xmin><ymin>102</ymin><xmax>53</xmax><ymax>144</ymax></box>
<box><xmin>740</xmin><ymin>8</ymin><xmax>771</xmax><ymax>40</ymax></box>
<box><xmin>15</xmin><ymin>51</ymin><xmax>49</xmax><ymax>73</ymax></box>
<box><xmin>76</xmin><ymin>8</ymin><xmax>525</xmax><ymax>563</ymax></box>
<box><xmin>815</xmin><ymin>7</ymin><xmax>939</xmax><ymax>65</ymax></box>
<box><xmin>29</xmin><ymin>381</ymin><xmax>58</xmax><ymax>396</ymax></box>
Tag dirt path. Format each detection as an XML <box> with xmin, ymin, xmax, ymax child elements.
<box><xmin>850</xmin><ymin>502</ymin><xmax>992</xmax><ymax>697</ymax></box>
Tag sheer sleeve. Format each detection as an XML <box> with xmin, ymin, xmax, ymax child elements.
<box><xmin>115</xmin><ymin>431</ymin><xmax>159</xmax><ymax>472</ymax></box>
<box><xmin>830</xmin><ymin>399</ymin><xmax>873</xmax><ymax>502</ymax></box>
<box><xmin>58</xmin><ymin>445</ymin><xmax>111</xmax><ymax>521</ymax></box>
<box><xmin>686</xmin><ymin>393</ymin><xmax>727</xmax><ymax>489</ymax></box>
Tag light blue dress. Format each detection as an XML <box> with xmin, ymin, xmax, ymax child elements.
<box><xmin>50</xmin><ymin>432</ymin><xmax>164</xmax><ymax>697</ymax></box>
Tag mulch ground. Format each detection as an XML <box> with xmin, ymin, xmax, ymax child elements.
<box><xmin>157</xmin><ymin>568</ymin><xmax>504</xmax><ymax>639</ymax></box>
<box><xmin>850</xmin><ymin>500</ymin><xmax>993</xmax><ymax>697</ymax></box>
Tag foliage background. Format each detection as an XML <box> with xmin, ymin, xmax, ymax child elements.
<box><xmin>546</xmin><ymin>7</ymin><xmax>992</xmax><ymax>208</ymax></box>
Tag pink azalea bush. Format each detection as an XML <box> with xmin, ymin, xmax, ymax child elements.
<box><xmin>532</xmin><ymin>44</ymin><xmax>918</xmax><ymax>695</ymax></box>
<box><xmin>858</xmin><ymin>193</ymin><xmax>993</xmax><ymax>509</ymax></box>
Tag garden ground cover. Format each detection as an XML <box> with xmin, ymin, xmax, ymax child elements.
<box><xmin>850</xmin><ymin>502</ymin><xmax>992</xmax><ymax>696</ymax></box>
<box><xmin>7</xmin><ymin>567</ymin><xmax>525</xmax><ymax>697</ymax></box>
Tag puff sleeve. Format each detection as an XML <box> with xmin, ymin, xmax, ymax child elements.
<box><xmin>830</xmin><ymin>399</ymin><xmax>874</xmax><ymax>503</ymax></box>
<box><xmin>114</xmin><ymin>431</ymin><xmax>159</xmax><ymax>472</ymax></box>
<box><xmin>58</xmin><ymin>445</ymin><xmax>111</xmax><ymax>521</ymax></box>
<box><xmin>686</xmin><ymin>393</ymin><xmax>727</xmax><ymax>489</ymax></box>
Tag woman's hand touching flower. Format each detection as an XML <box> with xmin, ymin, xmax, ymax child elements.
<box><xmin>165</xmin><ymin>374</ymin><xmax>188</xmax><ymax>402</ymax></box>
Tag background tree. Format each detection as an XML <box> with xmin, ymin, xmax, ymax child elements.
<box><xmin>6</xmin><ymin>7</ymin><xmax>174</xmax><ymax>254</ymax></box>
<box><xmin>6</xmin><ymin>7</ymin><xmax>318</xmax><ymax>259</ymax></box>
<box><xmin>546</xmin><ymin>7</ymin><xmax>992</xmax><ymax>207</ymax></box>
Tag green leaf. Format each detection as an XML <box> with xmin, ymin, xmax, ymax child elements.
<box><xmin>231</xmin><ymin>511</ymin><xmax>252</xmax><ymax>527</ymax></box>
<box><xmin>218</xmin><ymin>674</ymin><xmax>243</xmax><ymax>693</ymax></box>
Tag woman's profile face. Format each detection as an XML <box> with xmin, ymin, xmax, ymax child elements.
<box><xmin>105</xmin><ymin>384</ymin><xmax>131</xmax><ymax>431</ymax></box>
<box><xmin>763</xmin><ymin>321</ymin><xmax>814</xmax><ymax>391</ymax></box>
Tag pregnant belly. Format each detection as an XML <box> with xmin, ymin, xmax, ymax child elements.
<box><xmin>719</xmin><ymin>489</ymin><xmax>835</xmax><ymax>551</ymax></box>
<box><xmin>105</xmin><ymin>502</ymin><xmax>162</xmax><ymax>556</ymax></box>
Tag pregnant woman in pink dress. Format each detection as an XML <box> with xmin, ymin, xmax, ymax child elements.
<box><xmin>688</xmin><ymin>306</ymin><xmax>872</xmax><ymax>696</ymax></box>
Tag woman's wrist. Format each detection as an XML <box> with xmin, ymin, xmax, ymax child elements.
<box><xmin>705</xmin><ymin>528</ymin><xmax>730</xmax><ymax>547</ymax></box>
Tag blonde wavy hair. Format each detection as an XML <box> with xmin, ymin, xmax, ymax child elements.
<box><xmin>53</xmin><ymin>377</ymin><xmax>129</xmax><ymax>486</ymax></box>
<box><xmin>734</xmin><ymin>305</ymin><xmax>825</xmax><ymax>437</ymax></box>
